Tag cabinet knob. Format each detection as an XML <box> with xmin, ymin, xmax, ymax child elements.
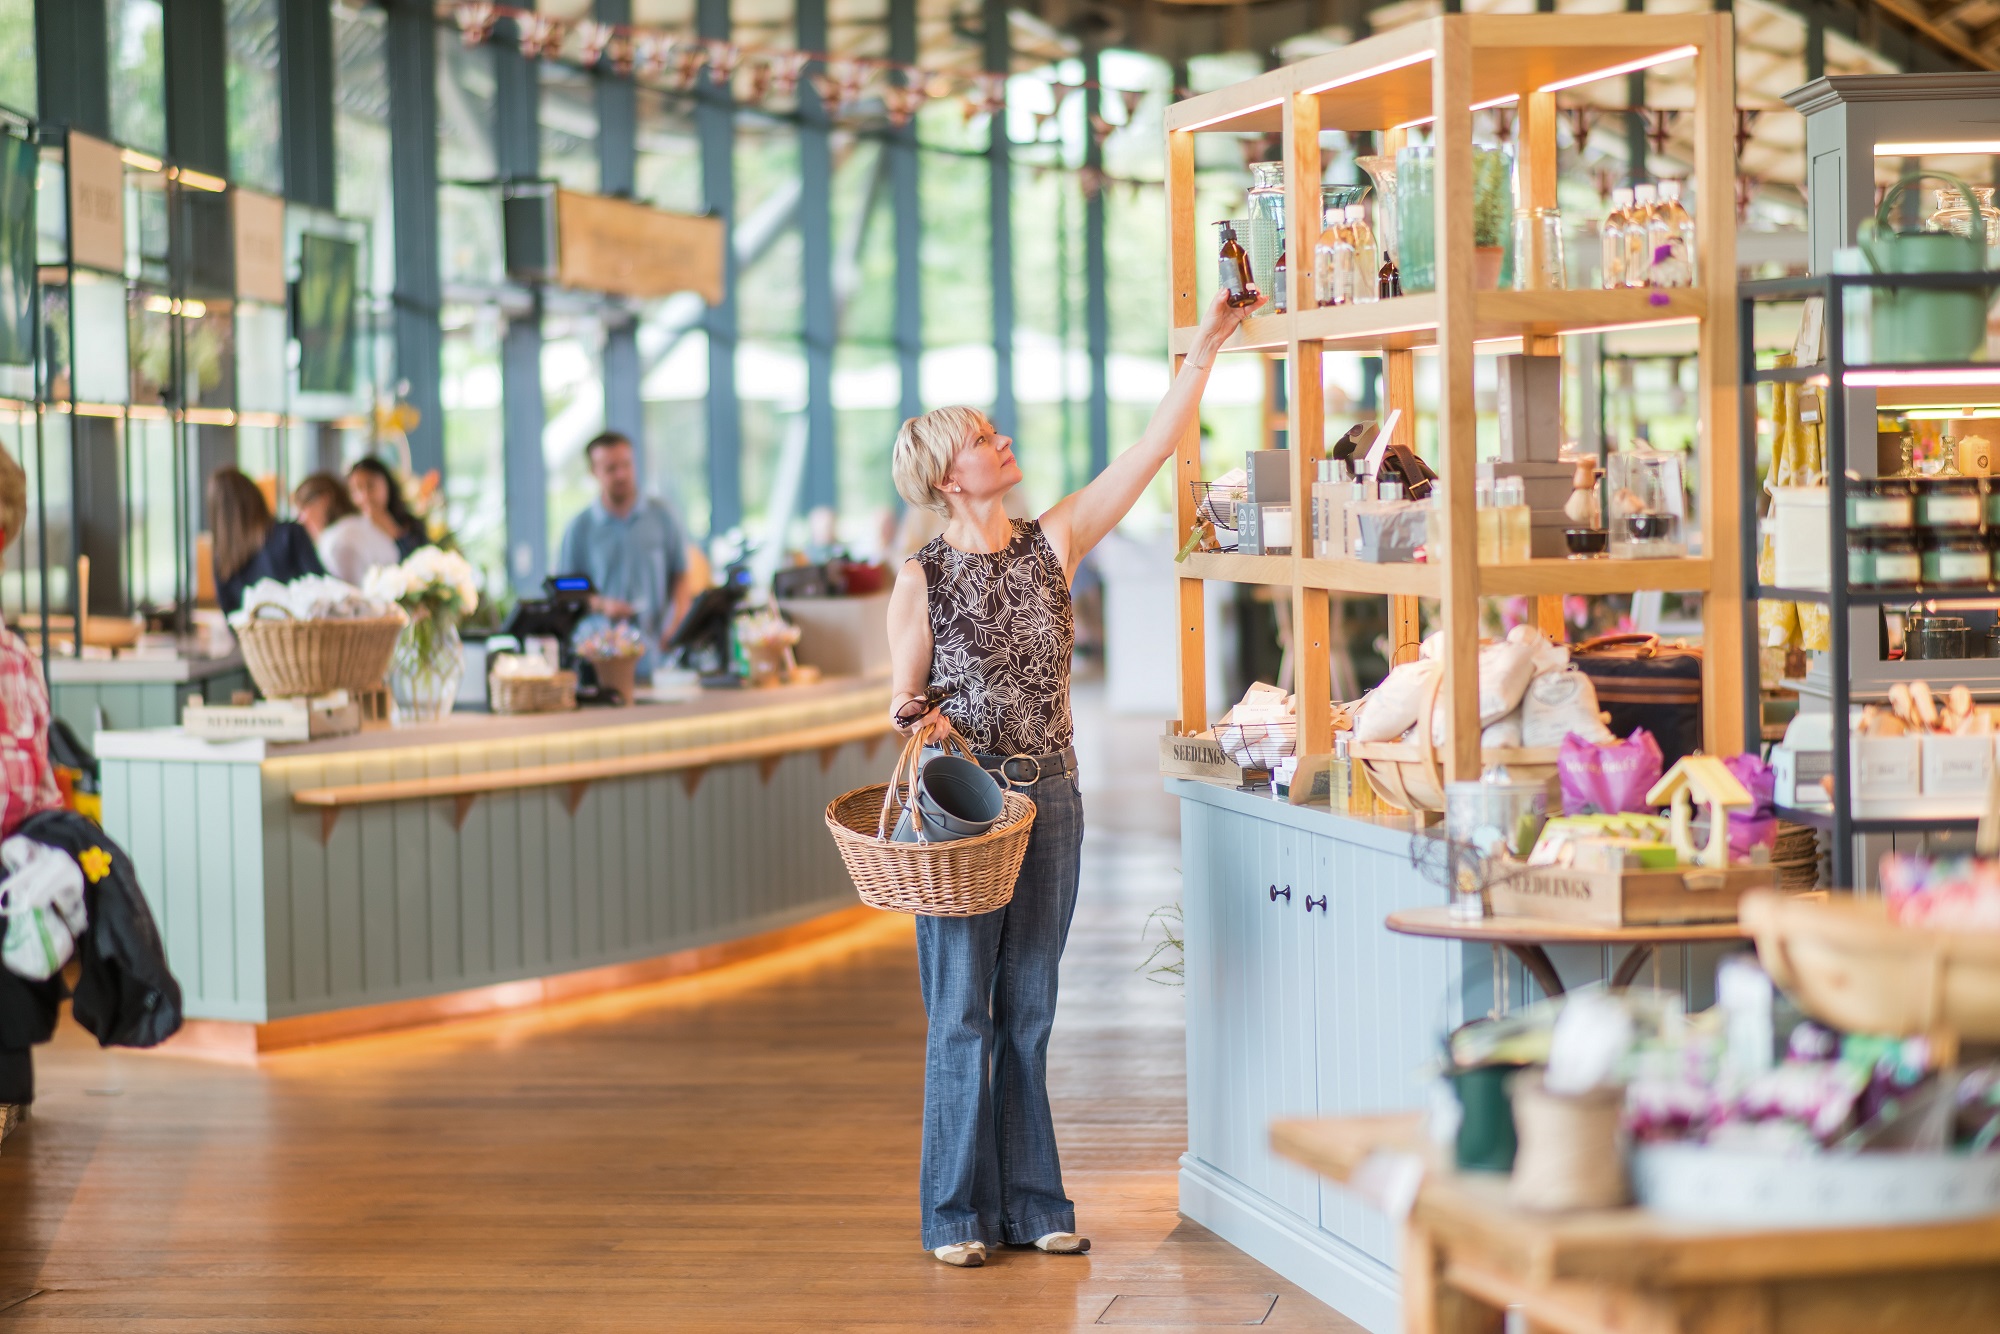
<box><xmin>1305</xmin><ymin>895</ymin><xmax>1327</xmax><ymax>913</ymax></box>
<box><xmin>1269</xmin><ymin>884</ymin><xmax>1291</xmax><ymax>903</ymax></box>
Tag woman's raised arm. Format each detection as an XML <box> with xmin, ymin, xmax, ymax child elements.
<box><xmin>1039</xmin><ymin>287</ymin><xmax>1254</xmax><ymax>579</ymax></box>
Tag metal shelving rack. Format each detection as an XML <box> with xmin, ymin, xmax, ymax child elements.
<box><xmin>1165</xmin><ymin>12</ymin><xmax>1744</xmax><ymax>778</ymax></box>
<box><xmin>1738</xmin><ymin>269</ymin><xmax>2000</xmax><ymax>886</ymax></box>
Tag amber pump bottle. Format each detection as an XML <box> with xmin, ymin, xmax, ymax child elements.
<box><xmin>1216</xmin><ymin>222</ymin><xmax>1260</xmax><ymax>309</ymax></box>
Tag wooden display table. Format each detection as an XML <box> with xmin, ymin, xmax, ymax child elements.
<box><xmin>1273</xmin><ymin>1113</ymin><xmax>2000</xmax><ymax>1334</ymax></box>
<box><xmin>1385</xmin><ymin>906</ymin><xmax>1749</xmax><ymax>1000</ymax></box>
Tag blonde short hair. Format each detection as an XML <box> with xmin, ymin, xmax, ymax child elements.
<box><xmin>0</xmin><ymin>443</ymin><xmax>23</xmax><ymax>551</ymax></box>
<box><xmin>892</xmin><ymin>406</ymin><xmax>985</xmax><ymax>515</ymax></box>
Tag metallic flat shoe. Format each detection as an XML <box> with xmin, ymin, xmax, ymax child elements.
<box><xmin>1033</xmin><ymin>1232</ymin><xmax>1090</xmax><ymax>1254</ymax></box>
<box><xmin>932</xmin><ymin>1241</ymin><xmax>987</xmax><ymax>1268</ymax></box>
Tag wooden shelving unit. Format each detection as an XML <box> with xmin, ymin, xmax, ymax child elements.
<box><xmin>1166</xmin><ymin>12</ymin><xmax>1743</xmax><ymax>784</ymax></box>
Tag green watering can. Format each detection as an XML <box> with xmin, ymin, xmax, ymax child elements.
<box><xmin>1860</xmin><ymin>171</ymin><xmax>1996</xmax><ymax>364</ymax></box>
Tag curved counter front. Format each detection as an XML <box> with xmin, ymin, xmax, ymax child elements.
<box><xmin>95</xmin><ymin>678</ymin><xmax>894</xmax><ymax>1055</ymax></box>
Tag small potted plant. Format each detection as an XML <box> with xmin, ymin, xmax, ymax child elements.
<box><xmin>576</xmin><ymin>621</ymin><xmax>646</xmax><ymax>705</ymax></box>
<box><xmin>1472</xmin><ymin>147</ymin><xmax>1513</xmax><ymax>291</ymax></box>
<box><xmin>364</xmin><ymin>546</ymin><xmax>481</xmax><ymax>723</ymax></box>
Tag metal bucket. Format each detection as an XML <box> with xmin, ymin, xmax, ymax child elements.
<box><xmin>1861</xmin><ymin>172</ymin><xmax>1994</xmax><ymax>364</ymax></box>
<box><xmin>892</xmin><ymin>752</ymin><xmax>1006</xmax><ymax>844</ymax></box>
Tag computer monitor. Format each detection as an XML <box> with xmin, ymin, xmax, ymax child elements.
<box><xmin>663</xmin><ymin>582</ymin><xmax>747</xmax><ymax>679</ymax></box>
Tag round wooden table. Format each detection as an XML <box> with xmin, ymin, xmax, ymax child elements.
<box><xmin>1385</xmin><ymin>906</ymin><xmax>1750</xmax><ymax>1001</ymax></box>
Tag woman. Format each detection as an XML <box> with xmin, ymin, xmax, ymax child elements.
<box><xmin>208</xmin><ymin>468</ymin><xmax>324</xmax><ymax>617</ymax></box>
<box><xmin>347</xmin><ymin>457</ymin><xmax>425</xmax><ymax>558</ymax></box>
<box><xmin>886</xmin><ymin>287</ymin><xmax>1251</xmax><ymax>1268</ymax></box>
<box><xmin>294</xmin><ymin>472</ymin><xmax>399</xmax><ymax>585</ymax></box>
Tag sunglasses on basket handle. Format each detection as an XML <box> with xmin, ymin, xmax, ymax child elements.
<box><xmin>893</xmin><ymin>683</ymin><xmax>956</xmax><ymax>731</ymax></box>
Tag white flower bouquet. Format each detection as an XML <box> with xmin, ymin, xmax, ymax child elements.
<box><xmin>364</xmin><ymin>546</ymin><xmax>481</xmax><ymax>622</ymax></box>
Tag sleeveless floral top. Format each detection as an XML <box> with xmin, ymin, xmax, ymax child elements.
<box><xmin>914</xmin><ymin>519</ymin><xmax>1074</xmax><ymax>755</ymax></box>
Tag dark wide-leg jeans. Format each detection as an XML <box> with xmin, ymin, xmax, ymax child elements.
<box><xmin>913</xmin><ymin>765</ymin><xmax>1084</xmax><ymax>1250</ymax></box>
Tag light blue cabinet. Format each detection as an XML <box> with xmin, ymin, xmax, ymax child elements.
<box><xmin>1174</xmin><ymin>781</ymin><xmax>1461</xmax><ymax>1334</ymax></box>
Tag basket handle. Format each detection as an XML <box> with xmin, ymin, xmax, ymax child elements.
<box><xmin>1416</xmin><ymin>664</ymin><xmax>1446</xmax><ymax>796</ymax></box>
<box><xmin>244</xmin><ymin>602</ymin><xmax>297</xmax><ymax>621</ymax></box>
<box><xmin>1573</xmin><ymin>632</ymin><xmax>1660</xmax><ymax>656</ymax></box>
<box><xmin>874</xmin><ymin>724</ymin><xmax>979</xmax><ymax>841</ymax></box>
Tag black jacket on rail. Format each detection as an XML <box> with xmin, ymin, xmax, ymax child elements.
<box><xmin>14</xmin><ymin>810</ymin><xmax>182</xmax><ymax>1049</ymax></box>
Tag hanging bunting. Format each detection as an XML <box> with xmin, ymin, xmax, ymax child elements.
<box><xmin>767</xmin><ymin>51</ymin><xmax>813</xmax><ymax>97</ymax></box>
<box><xmin>574</xmin><ymin>19</ymin><xmax>615</xmax><ymax>68</ymax></box>
<box><xmin>705</xmin><ymin>40</ymin><xmax>743</xmax><ymax>82</ymax></box>
<box><xmin>671</xmin><ymin>41</ymin><xmax>709</xmax><ymax>90</ymax></box>
<box><xmin>453</xmin><ymin>2</ymin><xmax>497</xmax><ymax>46</ymax></box>
<box><xmin>1645</xmin><ymin>108</ymin><xmax>1679</xmax><ymax>157</ymax></box>
<box><xmin>1562</xmin><ymin>106</ymin><xmax>1598</xmax><ymax>150</ymax></box>
<box><xmin>1735</xmin><ymin>108</ymin><xmax>1762</xmax><ymax>159</ymax></box>
<box><xmin>1118</xmin><ymin>88</ymin><xmax>1145</xmax><ymax>124</ymax></box>
<box><xmin>740</xmin><ymin>56</ymin><xmax>776</xmax><ymax>104</ymax></box>
<box><xmin>515</xmin><ymin>14</ymin><xmax>565</xmax><ymax>59</ymax></box>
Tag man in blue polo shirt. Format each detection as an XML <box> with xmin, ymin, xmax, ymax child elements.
<box><xmin>555</xmin><ymin>431</ymin><xmax>701</xmax><ymax>679</ymax></box>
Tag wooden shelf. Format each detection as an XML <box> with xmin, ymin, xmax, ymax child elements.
<box><xmin>1173</xmin><ymin>288</ymin><xmax>1705</xmax><ymax>357</ymax></box>
<box><xmin>1481</xmin><ymin>556</ymin><xmax>1713</xmax><ymax>596</ymax></box>
<box><xmin>1164</xmin><ymin>11</ymin><xmax>1741</xmax><ymax>770</ymax></box>
<box><xmin>1177</xmin><ymin>551</ymin><xmax>1294</xmax><ymax>586</ymax></box>
<box><xmin>1164</xmin><ymin>14</ymin><xmax>1713</xmax><ymax>136</ymax></box>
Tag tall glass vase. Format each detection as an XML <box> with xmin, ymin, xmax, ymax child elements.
<box><xmin>1356</xmin><ymin>154</ymin><xmax>1398</xmax><ymax>279</ymax></box>
<box><xmin>390</xmin><ymin>611</ymin><xmax>464</xmax><ymax>724</ymax></box>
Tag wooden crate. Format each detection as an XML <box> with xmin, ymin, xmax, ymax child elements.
<box><xmin>1492</xmin><ymin>863</ymin><xmax>1777</xmax><ymax>927</ymax></box>
<box><xmin>1159</xmin><ymin>729</ymin><xmax>1268</xmax><ymax>786</ymax></box>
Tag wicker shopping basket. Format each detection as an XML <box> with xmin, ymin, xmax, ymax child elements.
<box><xmin>825</xmin><ymin>729</ymin><xmax>1036</xmax><ymax>916</ymax></box>
<box><xmin>235</xmin><ymin>603</ymin><xmax>407</xmax><ymax>700</ymax></box>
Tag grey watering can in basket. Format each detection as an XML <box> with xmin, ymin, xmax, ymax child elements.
<box><xmin>891</xmin><ymin>743</ymin><xmax>1008</xmax><ymax>844</ymax></box>
<box><xmin>1861</xmin><ymin>172</ymin><xmax>1997</xmax><ymax>364</ymax></box>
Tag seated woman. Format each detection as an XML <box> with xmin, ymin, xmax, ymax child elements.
<box><xmin>347</xmin><ymin>457</ymin><xmax>426</xmax><ymax>559</ymax></box>
<box><xmin>208</xmin><ymin>468</ymin><xmax>324</xmax><ymax>617</ymax></box>
<box><xmin>293</xmin><ymin>472</ymin><xmax>399</xmax><ymax>585</ymax></box>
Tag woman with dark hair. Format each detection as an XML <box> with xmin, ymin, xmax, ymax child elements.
<box><xmin>346</xmin><ymin>457</ymin><xmax>425</xmax><ymax>558</ymax></box>
<box><xmin>295</xmin><ymin>471</ymin><xmax>397</xmax><ymax>584</ymax></box>
<box><xmin>208</xmin><ymin>468</ymin><xmax>324</xmax><ymax>616</ymax></box>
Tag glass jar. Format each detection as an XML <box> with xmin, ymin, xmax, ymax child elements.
<box><xmin>1923</xmin><ymin>531</ymin><xmax>1990</xmax><ymax>587</ymax></box>
<box><xmin>1395</xmin><ymin>144</ymin><xmax>1435</xmax><ymax>294</ymax></box>
<box><xmin>1510</xmin><ymin>207</ymin><xmax>1567</xmax><ymax>291</ymax></box>
<box><xmin>1606</xmin><ymin>448</ymin><xmax>1689</xmax><ymax>559</ymax></box>
<box><xmin>1847</xmin><ymin>478</ymin><xmax>1914</xmax><ymax>530</ymax></box>
<box><xmin>1919</xmin><ymin>479</ymin><xmax>1984</xmax><ymax>528</ymax></box>
<box><xmin>1247</xmin><ymin>160</ymin><xmax>1287</xmax><ymax>248</ymax></box>
<box><xmin>1851</xmin><ymin>531</ymin><xmax>1920</xmax><ymax>587</ymax></box>
<box><xmin>1916</xmin><ymin>616</ymin><xmax>1971</xmax><ymax>659</ymax></box>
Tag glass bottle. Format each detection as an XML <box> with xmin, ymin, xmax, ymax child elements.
<box><xmin>1274</xmin><ymin>247</ymin><xmax>1288</xmax><ymax>314</ymax></box>
<box><xmin>1315</xmin><ymin>205</ymin><xmax>1352</xmax><ymax>307</ymax></box>
<box><xmin>1475</xmin><ymin>480</ymin><xmax>1501</xmax><ymax>565</ymax></box>
<box><xmin>1601</xmin><ymin>187</ymin><xmax>1632</xmax><ymax>290</ymax></box>
<box><xmin>1658</xmin><ymin>179</ymin><xmax>1697</xmax><ymax>286</ymax></box>
<box><xmin>1624</xmin><ymin>183</ymin><xmax>1658</xmax><ymax>289</ymax></box>
<box><xmin>1216</xmin><ymin>221</ymin><xmax>1259</xmax><ymax>309</ymax></box>
<box><xmin>1345</xmin><ymin>204</ymin><xmax>1379</xmax><ymax>305</ymax></box>
<box><xmin>1247</xmin><ymin>161</ymin><xmax>1287</xmax><ymax>251</ymax></box>
<box><xmin>1647</xmin><ymin>182</ymin><xmax>1691</xmax><ymax>287</ymax></box>
<box><xmin>1495</xmin><ymin>476</ymin><xmax>1532</xmax><ymax>563</ymax></box>
<box><xmin>1379</xmin><ymin>253</ymin><xmax>1401</xmax><ymax>299</ymax></box>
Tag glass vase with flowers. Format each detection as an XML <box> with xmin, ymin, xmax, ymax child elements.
<box><xmin>366</xmin><ymin>546</ymin><xmax>482</xmax><ymax>724</ymax></box>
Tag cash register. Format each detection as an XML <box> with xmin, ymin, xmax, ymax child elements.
<box><xmin>496</xmin><ymin>573</ymin><xmax>630</xmax><ymax>705</ymax></box>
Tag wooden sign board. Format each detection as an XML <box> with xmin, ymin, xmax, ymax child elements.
<box><xmin>67</xmin><ymin>132</ymin><xmax>124</xmax><ymax>275</ymax></box>
<box><xmin>555</xmin><ymin>189</ymin><xmax>724</xmax><ymax>304</ymax></box>
<box><xmin>233</xmin><ymin>188</ymin><xmax>288</xmax><ymax>305</ymax></box>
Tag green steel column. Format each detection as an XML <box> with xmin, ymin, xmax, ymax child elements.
<box><xmin>34</xmin><ymin>0</ymin><xmax>109</xmax><ymax>134</ymax></box>
<box><xmin>1084</xmin><ymin>48</ymin><xmax>1108</xmax><ymax>478</ymax></box>
<box><xmin>385</xmin><ymin>0</ymin><xmax>444</xmax><ymax>479</ymax></box>
<box><xmin>163</xmin><ymin>0</ymin><xmax>229</xmax><ymax>177</ymax></box>
<box><xmin>983</xmin><ymin>0</ymin><xmax>1016</xmax><ymax>437</ymax></box>
<box><xmin>1625</xmin><ymin>0</ymin><xmax>1646</xmax><ymax>186</ymax></box>
<box><xmin>698</xmin><ymin>0</ymin><xmax>742</xmax><ymax>536</ymax></box>
<box><xmin>277</xmin><ymin>0</ymin><xmax>335</xmax><ymax>208</ymax></box>
<box><xmin>799</xmin><ymin>0</ymin><xmax>836</xmax><ymax>512</ymax></box>
<box><xmin>889</xmin><ymin>0</ymin><xmax>921</xmax><ymax>425</ymax></box>
<box><xmin>596</xmin><ymin>0</ymin><xmax>645</xmax><ymax>461</ymax></box>
<box><xmin>496</xmin><ymin>5</ymin><xmax>548</xmax><ymax>586</ymax></box>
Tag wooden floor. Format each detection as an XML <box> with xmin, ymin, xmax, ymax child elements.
<box><xmin>0</xmin><ymin>684</ymin><xmax>1363</xmax><ymax>1332</ymax></box>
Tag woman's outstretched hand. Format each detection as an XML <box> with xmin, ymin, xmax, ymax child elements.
<box><xmin>1188</xmin><ymin>285</ymin><xmax>1259</xmax><ymax>368</ymax></box>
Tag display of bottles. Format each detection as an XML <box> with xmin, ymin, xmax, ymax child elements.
<box><xmin>1216</xmin><ymin>221</ymin><xmax>1260</xmax><ymax>309</ymax></box>
<box><xmin>1313</xmin><ymin>458</ymin><xmax>1367</xmax><ymax>559</ymax></box>
<box><xmin>1654</xmin><ymin>180</ymin><xmax>1697</xmax><ymax>286</ymax></box>
<box><xmin>1315</xmin><ymin>206</ymin><xmax>1355</xmax><ymax>307</ymax></box>
<box><xmin>1475</xmin><ymin>480</ymin><xmax>1502</xmax><ymax>564</ymax></box>
<box><xmin>1601</xmin><ymin>187</ymin><xmax>1633</xmax><ymax>290</ymax></box>
<box><xmin>1494</xmin><ymin>476</ymin><xmax>1531</xmax><ymax>563</ymax></box>
<box><xmin>1623</xmin><ymin>183</ymin><xmax>1658</xmax><ymax>289</ymax></box>
<box><xmin>1600</xmin><ymin>182</ymin><xmax>1698</xmax><ymax>290</ymax></box>
<box><xmin>1344</xmin><ymin>205</ymin><xmax>1379</xmax><ymax>305</ymax></box>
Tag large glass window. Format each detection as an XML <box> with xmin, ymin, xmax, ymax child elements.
<box><xmin>226</xmin><ymin>0</ymin><xmax>282</xmax><ymax>192</ymax></box>
<box><xmin>831</xmin><ymin>137</ymin><xmax>898</xmax><ymax>555</ymax></box>
<box><xmin>633</xmin><ymin>89</ymin><xmax>708</xmax><ymax>534</ymax></box>
<box><xmin>542</xmin><ymin>308</ymin><xmax>604</xmax><ymax>560</ymax></box>
<box><xmin>539</xmin><ymin>63</ymin><xmax>598</xmax><ymax>194</ymax></box>
<box><xmin>0</xmin><ymin>0</ymin><xmax>35</xmax><ymax>119</ymax></box>
<box><xmin>109</xmin><ymin>0</ymin><xmax>167</xmax><ymax>157</ymax></box>
<box><xmin>735</xmin><ymin>110</ymin><xmax>804</xmax><ymax>544</ymax></box>
<box><xmin>440</xmin><ymin>302</ymin><xmax>506</xmax><ymax>578</ymax></box>
<box><xmin>333</xmin><ymin>0</ymin><xmax>395</xmax><ymax>405</ymax></box>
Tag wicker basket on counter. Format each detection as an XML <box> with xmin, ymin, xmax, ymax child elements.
<box><xmin>235</xmin><ymin>604</ymin><xmax>405</xmax><ymax>700</ymax></box>
<box><xmin>490</xmin><ymin>670</ymin><xmax>578</xmax><ymax>715</ymax></box>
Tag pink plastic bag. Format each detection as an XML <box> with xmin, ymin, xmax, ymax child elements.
<box><xmin>1559</xmin><ymin>729</ymin><xmax>1664</xmax><ymax>815</ymax></box>
<box><xmin>1721</xmin><ymin>752</ymin><xmax>1777</xmax><ymax>860</ymax></box>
